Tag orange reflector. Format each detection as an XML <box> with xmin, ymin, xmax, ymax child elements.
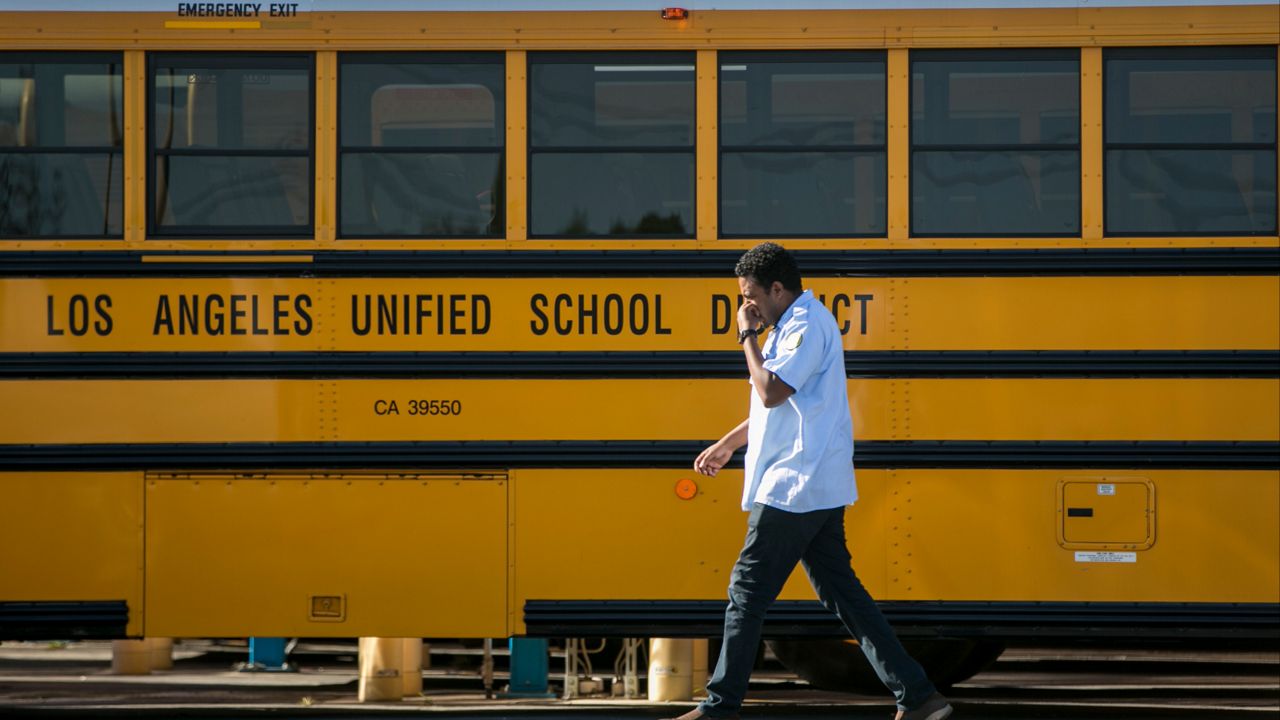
<box><xmin>675</xmin><ymin>478</ymin><xmax>698</xmax><ymax>500</ymax></box>
<box><xmin>661</xmin><ymin>7</ymin><xmax>689</xmax><ymax>20</ymax></box>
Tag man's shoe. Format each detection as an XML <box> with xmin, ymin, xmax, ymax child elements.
<box><xmin>660</xmin><ymin>708</ymin><xmax>740</xmax><ymax>720</ymax></box>
<box><xmin>894</xmin><ymin>692</ymin><xmax>953</xmax><ymax>720</ymax></box>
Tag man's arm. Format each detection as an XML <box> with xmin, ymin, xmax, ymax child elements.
<box><xmin>743</xmin><ymin>335</ymin><xmax>796</xmax><ymax>408</ymax></box>
<box><xmin>693</xmin><ymin>418</ymin><xmax>749</xmax><ymax>477</ymax></box>
<box><xmin>738</xmin><ymin>301</ymin><xmax>796</xmax><ymax>408</ymax></box>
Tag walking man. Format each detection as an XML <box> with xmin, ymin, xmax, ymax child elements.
<box><xmin>665</xmin><ymin>242</ymin><xmax>952</xmax><ymax>720</ymax></box>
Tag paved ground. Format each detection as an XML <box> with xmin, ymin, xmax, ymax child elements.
<box><xmin>0</xmin><ymin>641</ymin><xmax>1276</xmax><ymax>718</ymax></box>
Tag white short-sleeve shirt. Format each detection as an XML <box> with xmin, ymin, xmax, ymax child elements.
<box><xmin>741</xmin><ymin>289</ymin><xmax>857</xmax><ymax>513</ymax></box>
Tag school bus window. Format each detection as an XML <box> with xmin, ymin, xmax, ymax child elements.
<box><xmin>911</xmin><ymin>49</ymin><xmax>1080</xmax><ymax>237</ymax></box>
<box><xmin>338</xmin><ymin>53</ymin><xmax>504</xmax><ymax>238</ymax></box>
<box><xmin>529</xmin><ymin>52</ymin><xmax>695</xmax><ymax>238</ymax></box>
<box><xmin>719</xmin><ymin>51</ymin><xmax>886</xmax><ymax>238</ymax></box>
<box><xmin>1105</xmin><ymin>47</ymin><xmax>1277</xmax><ymax>236</ymax></box>
<box><xmin>0</xmin><ymin>53</ymin><xmax>122</xmax><ymax>239</ymax></box>
<box><xmin>150</xmin><ymin>53</ymin><xmax>312</xmax><ymax>237</ymax></box>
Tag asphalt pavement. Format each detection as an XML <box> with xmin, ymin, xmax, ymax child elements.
<box><xmin>0</xmin><ymin>640</ymin><xmax>1275</xmax><ymax>719</ymax></box>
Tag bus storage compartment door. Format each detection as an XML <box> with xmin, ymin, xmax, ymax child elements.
<box><xmin>144</xmin><ymin>472</ymin><xmax>508</xmax><ymax>638</ymax></box>
<box><xmin>1057</xmin><ymin>477</ymin><xmax>1154</xmax><ymax>550</ymax></box>
<box><xmin>0</xmin><ymin>472</ymin><xmax>143</xmax><ymax>639</ymax></box>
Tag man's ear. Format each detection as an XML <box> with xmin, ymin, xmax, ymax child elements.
<box><xmin>770</xmin><ymin>281</ymin><xmax>785</xmax><ymax>297</ymax></box>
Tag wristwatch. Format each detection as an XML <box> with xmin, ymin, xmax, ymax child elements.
<box><xmin>737</xmin><ymin>328</ymin><xmax>760</xmax><ymax>344</ymax></box>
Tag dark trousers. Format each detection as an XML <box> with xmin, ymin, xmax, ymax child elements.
<box><xmin>698</xmin><ymin>503</ymin><xmax>936</xmax><ymax>715</ymax></box>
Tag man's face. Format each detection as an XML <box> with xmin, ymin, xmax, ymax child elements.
<box><xmin>738</xmin><ymin>276</ymin><xmax>786</xmax><ymax>326</ymax></box>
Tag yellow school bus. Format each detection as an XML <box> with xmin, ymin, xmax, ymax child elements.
<box><xmin>0</xmin><ymin>0</ymin><xmax>1277</xmax><ymax>688</ymax></box>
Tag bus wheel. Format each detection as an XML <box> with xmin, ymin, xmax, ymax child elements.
<box><xmin>766</xmin><ymin>637</ymin><xmax>1004</xmax><ymax>693</ymax></box>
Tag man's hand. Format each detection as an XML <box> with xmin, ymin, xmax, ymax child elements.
<box><xmin>694</xmin><ymin>441</ymin><xmax>734</xmax><ymax>477</ymax></box>
<box><xmin>737</xmin><ymin>301</ymin><xmax>765</xmax><ymax>335</ymax></box>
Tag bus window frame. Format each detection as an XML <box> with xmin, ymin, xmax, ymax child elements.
<box><xmin>335</xmin><ymin>51</ymin><xmax>506</xmax><ymax>240</ymax></box>
<box><xmin>146</xmin><ymin>51</ymin><xmax>315</xmax><ymax>240</ymax></box>
<box><xmin>717</xmin><ymin>49</ymin><xmax>889</xmax><ymax>240</ymax></box>
<box><xmin>526</xmin><ymin>50</ymin><xmax>697</xmax><ymax>240</ymax></box>
<box><xmin>908</xmin><ymin>47</ymin><xmax>1082</xmax><ymax>239</ymax></box>
<box><xmin>0</xmin><ymin>51</ymin><xmax>124</xmax><ymax>241</ymax></box>
<box><xmin>1102</xmin><ymin>45</ymin><xmax>1278</xmax><ymax>238</ymax></box>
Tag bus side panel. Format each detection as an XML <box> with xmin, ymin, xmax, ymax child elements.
<box><xmin>3</xmin><ymin>276</ymin><xmax>1276</xmax><ymax>353</ymax></box>
<box><xmin>514</xmin><ymin>469</ymin><xmax>748</xmax><ymax>610</ymax></box>
<box><xmin>3</xmin><ymin>378</ymin><xmax>1273</xmax><ymax>444</ymax></box>
<box><xmin>144</xmin><ymin>474</ymin><xmax>508</xmax><ymax>638</ymax></box>
<box><xmin>896</xmin><ymin>470</ymin><xmax>1280</xmax><ymax>604</ymax></box>
<box><xmin>0</xmin><ymin>472</ymin><xmax>144</xmax><ymax>637</ymax></box>
<box><xmin>511</xmin><ymin>469</ymin><xmax>891</xmax><ymax>631</ymax></box>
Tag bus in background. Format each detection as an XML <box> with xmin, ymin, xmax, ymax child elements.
<box><xmin>0</xmin><ymin>0</ymin><xmax>1276</xmax><ymax>689</ymax></box>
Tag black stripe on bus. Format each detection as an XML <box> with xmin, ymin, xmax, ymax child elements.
<box><xmin>0</xmin><ymin>601</ymin><xmax>128</xmax><ymax>641</ymax></box>
<box><xmin>2</xmin><ymin>350</ymin><xmax>1276</xmax><ymax>379</ymax></box>
<box><xmin>1</xmin><ymin>441</ymin><xmax>1275</xmax><ymax>471</ymax></box>
<box><xmin>2</xmin><ymin>247</ymin><xmax>1277</xmax><ymax>277</ymax></box>
<box><xmin>522</xmin><ymin>600</ymin><xmax>1280</xmax><ymax>641</ymax></box>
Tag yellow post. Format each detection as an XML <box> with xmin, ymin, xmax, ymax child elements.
<box><xmin>886</xmin><ymin>48</ymin><xmax>910</xmax><ymax>242</ymax></box>
<box><xmin>358</xmin><ymin>637</ymin><xmax>404</xmax><ymax>702</ymax></box>
<box><xmin>1080</xmin><ymin>46</ymin><xmax>1104</xmax><ymax>241</ymax></box>
<box><xmin>122</xmin><ymin>50</ymin><xmax>146</xmax><ymax>245</ymax></box>
<box><xmin>695</xmin><ymin>50</ymin><xmax>718</xmax><ymax>244</ymax></box>
<box><xmin>648</xmin><ymin>638</ymin><xmax>694</xmax><ymax>702</ymax></box>
<box><xmin>149</xmin><ymin>638</ymin><xmax>174</xmax><ymax>671</ymax></box>
<box><xmin>505</xmin><ymin>51</ymin><xmax>528</xmax><ymax>243</ymax></box>
<box><xmin>401</xmin><ymin>638</ymin><xmax>423</xmax><ymax>697</ymax></box>
<box><xmin>111</xmin><ymin>639</ymin><xmax>150</xmax><ymax>675</ymax></box>
<box><xmin>691</xmin><ymin>638</ymin><xmax>709</xmax><ymax>697</ymax></box>
<box><xmin>314</xmin><ymin>51</ymin><xmax>338</xmax><ymax>245</ymax></box>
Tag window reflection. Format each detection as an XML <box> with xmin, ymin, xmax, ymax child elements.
<box><xmin>530</xmin><ymin>60</ymin><xmax>695</xmax><ymax>147</ymax></box>
<box><xmin>0</xmin><ymin>54</ymin><xmax>122</xmax><ymax>238</ymax></box>
<box><xmin>1105</xmin><ymin>47</ymin><xmax>1276</xmax><ymax>235</ymax></box>
<box><xmin>720</xmin><ymin>51</ymin><xmax>886</xmax><ymax>237</ymax></box>
<box><xmin>342</xmin><ymin>153</ymin><xmax>501</xmax><ymax>236</ymax></box>
<box><xmin>911</xmin><ymin>50</ymin><xmax>1080</xmax><ymax>236</ymax></box>
<box><xmin>150</xmin><ymin>53</ymin><xmax>312</xmax><ymax>236</ymax></box>
<box><xmin>913</xmin><ymin>151</ymin><xmax>1079</xmax><ymax>236</ymax></box>
<box><xmin>339</xmin><ymin>54</ymin><xmax>504</xmax><ymax>237</ymax></box>
<box><xmin>529</xmin><ymin>53</ymin><xmax>695</xmax><ymax>238</ymax></box>
<box><xmin>155</xmin><ymin>156</ymin><xmax>309</xmax><ymax>229</ymax></box>
<box><xmin>531</xmin><ymin>153</ymin><xmax>692</xmax><ymax>236</ymax></box>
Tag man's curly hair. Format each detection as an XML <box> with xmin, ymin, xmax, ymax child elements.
<box><xmin>734</xmin><ymin>242</ymin><xmax>803</xmax><ymax>292</ymax></box>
